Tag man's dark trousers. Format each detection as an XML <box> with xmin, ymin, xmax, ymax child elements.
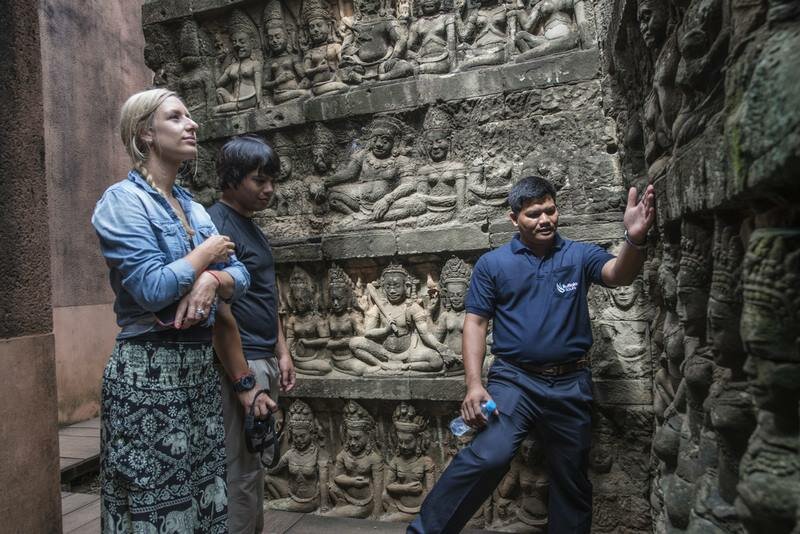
<box><xmin>408</xmin><ymin>359</ymin><xmax>593</xmax><ymax>534</ymax></box>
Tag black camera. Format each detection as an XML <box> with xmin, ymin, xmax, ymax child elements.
<box><xmin>244</xmin><ymin>389</ymin><xmax>282</xmax><ymax>468</ymax></box>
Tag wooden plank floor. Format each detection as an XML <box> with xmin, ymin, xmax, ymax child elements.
<box><xmin>61</xmin><ymin>492</ymin><xmax>101</xmax><ymax>533</ymax></box>
<box><xmin>60</xmin><ymin>417</ymin><xmax>101</xmax><ymax>483</ymax></box>
<box><xmin>61</xmin><ymin>503</ymin><xmax>504</xmax><ymax>533</ymax></box>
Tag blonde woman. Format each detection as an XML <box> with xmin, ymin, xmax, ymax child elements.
<box><xmin>92</xmin><ymin>88</ymin><xmax>273</xmax><ymax>533</ymax></box>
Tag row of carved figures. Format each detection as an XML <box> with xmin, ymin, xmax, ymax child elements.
<box><xmin>645</xmin><ymin>216</ymin><xmax>799</xmax><ymax>533</ymax></box>
<box><xmin>279</xmin><ymin>246</ymin><xmax>658</xmax><ymax>379</ymax></box>
<box><xmin>267</xmin><ymin>399</ymin><xmax>549</xmax><ymax>531</ymax></box>
<box><xmin>145</xmin><ymin>0</ymin><xmax>589</xmax><ymax>114</ymax></box>
<box><xmin>278</xmin><ymin>258</ymin><xmax>473</xmax><ymax>377</ymax></box>
<box><xmin>627</xmin><ymin>0</ymin><xmax>740</xmax><ymax>177</ymax></box>
<box><xmin>262</xmin><ymin>109</ymin><xmax>513</xmax><ymax>228</ymax></box>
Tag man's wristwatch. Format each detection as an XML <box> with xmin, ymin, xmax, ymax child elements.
<box><xmin>233</xmin><ymin>372</ymin><xmax>256</xmax><ymax>393</ymax></box>
<box><xmin>624</xmin><ymin>229</ymin><xmax>647</xmax><ymax>250</ymax></box>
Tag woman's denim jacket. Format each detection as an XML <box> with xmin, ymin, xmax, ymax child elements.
<box><xmin>92</xmin><ymin>170</ymin><xmax>250</xmax><ymax>339</ymax></box>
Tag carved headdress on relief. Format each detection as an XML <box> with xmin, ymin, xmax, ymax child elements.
<box><xmin>328</xmin><ymin>264</ymin><xmax>357</xmax><ymax>308</ymax></box>
<box><xmin>392</xmin><ymin>402</ymin><xmax>427</xmax><ymax>433</ymax></box>
<box><xmin>343</xmin><ymin>401</ymin><xmax>375</xmax><ymax>431</ymax></box>
<box><xmin>288</xmin><ymin>266</ymin><xmax>317</xmax><ymax>312</ymax></box>
<box><xmin>392</xmin><ymin>402</ymin><xmax>430</xmax><ymax>454</ymax></box>
<box><xmin>300</xmin><ymin>0</ymin><xmax>340</xmax><ymax>45</ymax></box>
<box><xmin>423</xmin><ymin>107</ymin><xmax>455</xmax><ymax>134</ymax></box>
<box><xmin>329</xmin><ymin>264</ymin><xmax>354</xmax><ymax>291</ymax></box>
<box><xmin>439</xmin><ymin>257</ymin><xmax>471</xmax><ymax>310</ymax></box>
<box><xmin>264</xmin><ymin>0</ymin><xmax>301</xmax><ymax>54</ymax></box>
<box><xmin>313</xmin><ymin>122</ymin><xmax>336</xmax><ymax>152</ymax></box>
<box><xmin>741</xmin><ymin>229</ymin><xmax>800</xmax><ymax>363</ymax></box>
<box><xmin>678</xmin><ymin>220</ymin><xmax>712</xmax><ymax>338</ymax></box>
<box><xmin>679</xmin><ymin>220</ymin><xmax>712</xmax><ymax>290</ymax></box>
<box><xmin>228</xmin><ymin>9</ymin><xmax>261</xmax><ymax>52</ymax></box>
<box><xmin>264</xmin><ymin>0</ymin><xmax>285</xmax><ymax>31</ymax></box>
<box><xmin>288</xmin><ymin>400</ymin><xmax>316</xmax><ymax>430</ymax></box>
<box><xmin>180</xmin><ymin>18</ymin><xmax>206</xmax><ymax>64</ymax></box>
<box><xmin>302</xmin><ymin>0</ymin><xmax>332</xmax><ymax>24</ymax></box>
<box><xmin>439</xmin><ymin>257</ymin><xmax>471</xmax><ymax>286</ymax></box>
<box><xmin>709</xmin><ymin>217</ymin><xmax>744</xmax><ymax>307</ymax></box>
<box><xmin>286</xmin><ymin>400</ymin><xmax>324</xmax><ymax>444</ymax></box>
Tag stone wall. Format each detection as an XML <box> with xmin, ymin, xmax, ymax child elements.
<box><xmin>609</xmin><ymin>0</ymin><xmax>800</xmax><ymax>532</ymax></box>
<box><xmin>38</xmin><ymin>0</ymin><xmax>153</xmax><ymax>424</ymax></box>
<box><xmin>144</xmin><ymin>0</ymin><xmax>654</xmax><ymax>530</ymax></box>
<box><xmin>0</xmin><ymin>1</ymin><xmax>61</xmax><ymax>531</ymax></box>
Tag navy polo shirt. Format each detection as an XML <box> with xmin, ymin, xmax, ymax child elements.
<box><xmin>465</xmin><ymin>233</ymin><xmax>614</xmax><ymax>365</ymax></box>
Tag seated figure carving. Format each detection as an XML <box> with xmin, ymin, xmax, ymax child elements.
<box><xmin>456</xmin><ymin>0</ymin><xmax>510</xmax><ymax>70</ymax></box>
<box><xmin>513</xmin><ymin>0</ymin><xmax>587</xmax><ymax>62</ymax></box>
<box><xmin>394</xmin><ymin>108</ymin><xmax>467</xmax><ymax>225</ymax></box>
<box><xmin>267</xmin><ymin>401</ymin><xmax>330</xmax><ymax>512</ymax></box>
<box><xmin>382</xmin><ymin>403</ymin><xmax>436</xmax><ymax>522</ymax></box>
<box><xmin>262</xmin><ymin>0</ymin><xmax>310</xmax><ymax>104</ymax></box>
<box><xmin>406</xmin><ymin>0</ymin><xmax>456</xmax><ymax>74</ymax></box>
<box><xmin>300</xmin><ymin>0</ymin><xmax>350</xmax><ymax>95</ymax></box>
<box><xmin>324</xmin><ymin>265</ymin><xmax>368</xmax><ymax>376</ymax></box>
<box><xmin>284</xmin><ymin>266</ymin><xmax>333</xmax><ymax>376</ymax></box>
<box><xmin>214</xmin><ymin>11</ymin><xmax>262</xmax><ymax>113</ymax></box>
<box><xmin>327</xmin><ymin>401</ymin><xmax>384</xmax><ymax>518</ymax></box>
<box><xmin>348</xmin><ymin>262</ymin><xmax>458</xmax><ymax>375</ymax></box>
<box><xmin>318</xmin><ymin>116</ymin><xmax>416</xmax><ymax>224</ymax></box>
<box><xmin>494</xmin><ymin>437</ymin><xmax>549</xmax><ymax>532</ymax></box>
<box><xmin>339</xmin><ymin>0</ymin><xmax>414</xmax><ymax>83</ymax></box>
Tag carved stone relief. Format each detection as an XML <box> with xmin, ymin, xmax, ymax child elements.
<box><xmin>142</xmin><ymin>0</ymin><xmax>800</xmax><ymax>530</ymax></box>
<box><xmin>382</xmin><ymin>403</ymin><xmax>436</xmax><ymax>521</ymax></box>
<box><xmin>736</xmin><ymin>229</ymin><xmax>800</xmax><ymax>534</ymax></box>
<box><xmin>610</xmin><ymin>1</ymin><xmax>800</xmax><ymax>532</ymax></box>
<box><xmin>327</xmin><ymin>401</ymin><xmax>384</xmax><ymax>518</ymax></box>
<box><xmin>144</xmin><ymin>0</ymin><xmax>598</xmax><ymax>123</ymax></box>
<box><xmin>267</xmin><ymin>400</ymin><xmax>330</xmax><ymax>512</ymax></box>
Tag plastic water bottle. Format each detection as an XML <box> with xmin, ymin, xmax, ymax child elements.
<box><xmin>450</xmin><ymin>399</ymin><xmax>497</xmax><ymax>436</ymax></box>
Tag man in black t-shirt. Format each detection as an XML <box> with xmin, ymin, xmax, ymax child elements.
<box><xmin>208</xmin><ymin>135</ymin><xmax>296</xmax><ymax>534</ymax></box>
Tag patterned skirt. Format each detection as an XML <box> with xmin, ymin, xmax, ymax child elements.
<box><xmin>100</xmin><ymin>335</ymin><xmax>228</xmax><ymax>533</ymax></box>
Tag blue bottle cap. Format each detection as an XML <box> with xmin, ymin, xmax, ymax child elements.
<box><xmin>484</xmin><ymin>399</ymin><xmax>497</xmax><ymax>412</ymax></box>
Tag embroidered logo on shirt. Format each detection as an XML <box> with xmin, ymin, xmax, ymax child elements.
<box><xmin>556</xmin><ymin>281</ymin><xmax>579</xmax><ymax>293</ymax></box>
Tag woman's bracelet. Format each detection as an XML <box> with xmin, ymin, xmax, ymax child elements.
<box><xmin>205</xmin><ymin>270</ymin><xmax>222</xmax><ymax>288</ymax></box>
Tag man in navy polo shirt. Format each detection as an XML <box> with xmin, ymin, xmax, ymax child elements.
<box><xmin>409</xmin><ymin>176</ymin><xmax>655</xmax><ymax>533</ymax></box>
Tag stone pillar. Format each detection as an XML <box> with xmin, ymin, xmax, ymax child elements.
<box><xmin>38</xmin><ymin>0</ymin><xmax>152</xmax><ymax>424</ymax></box>
<box><xmin>0</xmin><ymin>1</ymin><xmax>62</xmax><ymax>531</ymax></box>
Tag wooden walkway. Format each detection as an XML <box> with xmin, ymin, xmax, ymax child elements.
<box><xmin>60</xmin><ymin>417</ymin><xmax>101</xmax><ymax>483</ymax></box>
